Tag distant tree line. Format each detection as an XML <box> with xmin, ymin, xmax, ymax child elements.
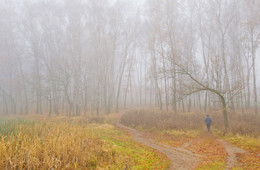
<box><xmin>0</xmin><ymin>0</ymin><xmax>259</xmax><ymax>126</ymax></box>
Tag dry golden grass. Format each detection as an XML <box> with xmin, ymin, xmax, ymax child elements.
<box><xmin>0</xmin><ymin>115</ymin><xmax>169</xmax><ymax>169</ymax></box>
<box><xmin>0</xmin><ymin>120</ymin><xmax>112</xmax><ymax>169</ymax></box>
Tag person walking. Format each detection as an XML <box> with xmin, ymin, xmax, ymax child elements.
<box><xmin>204</xmin><ymin>115</ymin><xmax>212</xmax><ymax>132</ymax></box>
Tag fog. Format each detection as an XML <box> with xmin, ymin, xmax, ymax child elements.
<box><xmin>0</xmin><ymin>0</ymin><xmax>260</xmax><ymax>117</ymax></box>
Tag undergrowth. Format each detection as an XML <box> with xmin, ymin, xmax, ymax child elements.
<box><xmin>121</xmin><ymin>109</ymin><xmax>260</xmax><ymax>137</ymax></box>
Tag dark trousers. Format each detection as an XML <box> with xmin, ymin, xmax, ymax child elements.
<box><xmin>206</xmin><ymin>124</ymin><xmax>211</xmax><ymax>132</ymax></box>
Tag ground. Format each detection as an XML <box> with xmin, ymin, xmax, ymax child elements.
<box><xmin>115</xmin><ymin>116</ymin><xmax>258</xmax><ymax>170</ymax></box>
<box><xmin>0</xmin><ymin>112</ymin><xmax>259</xmax><ymax>169</ymax></box>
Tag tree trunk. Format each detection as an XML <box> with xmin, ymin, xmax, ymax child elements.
<box><xmin>252</xmin><ymin>55</ymin><xmax>258</xmax><ymax>114</ymax></box>
<box><xmin>220</xmin><ymin>95</ymin><xmax>229</xmax><ymax>131</ymax></box>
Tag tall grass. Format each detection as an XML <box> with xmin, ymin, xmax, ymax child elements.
<box><xmin>0</xmin><ymin>115</ymin><xmax>169</xmax><ymax>169</ymax></box>
<box><xmin>0</xmin><ymin>120</ymin><xmax>112</xmax><ymax>169</ymax></box>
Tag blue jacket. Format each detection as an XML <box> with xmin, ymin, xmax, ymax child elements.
<box><xmin>205</xmin><ymin>117</ymin><xmax>212</xmax><ymax>125</ymax></box>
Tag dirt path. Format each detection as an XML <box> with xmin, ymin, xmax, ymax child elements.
<box><xmin>114</xmin><ymin>114</ymin><xmax>246</xmax><ymax>170</ymax></box>
<box><xmin>114</xmin><ymin>120</ymin><xmax>201</xmax><ymax>170</ymax></box>
<box><xmin>217</xmin><ymin>139</ymin><xmax>246</xmax><ymax>170</ymax></box>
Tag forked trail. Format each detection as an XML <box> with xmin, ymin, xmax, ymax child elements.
<box><xmin>115</xmin><ymin>119</ymin><xmax>246</xmax><ymax>170</ymax></box>
<box><xmin>115</xmin><ymin>120</ymin><xmax>201</xmax><ymax>170</ymax></box>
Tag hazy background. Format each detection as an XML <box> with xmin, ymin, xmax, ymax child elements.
<box><xmin>0</xmin><ymin>0</ymin><xmax>259</xmax><ymax>116</ymax></box>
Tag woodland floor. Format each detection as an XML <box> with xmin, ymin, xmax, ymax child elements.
<box><xmin>115</xmin><ymin>114</ymin><xmax>257</xmax><ymax>170</ymax></box>
<box><xmin>217</xmin><ymin>138</ymin><xmax>246</xmax><ymax>169</ymax></box>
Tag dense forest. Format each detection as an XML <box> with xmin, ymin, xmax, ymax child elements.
<box><xmin>0</xmin><ymin>0</ymin><xmax>259</xmax><ymax>124</ymax></box>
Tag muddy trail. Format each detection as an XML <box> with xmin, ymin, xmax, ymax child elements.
<box><xmin>115</xmin><ymin>119</ymin><xmax>246</xmax><ymax>170</ymax></box>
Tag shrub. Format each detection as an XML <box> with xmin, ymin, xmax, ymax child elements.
<box><xmin>121</xmin><ymin>109</ymin><xmax>260</xmax><ymax>137</ymax></box>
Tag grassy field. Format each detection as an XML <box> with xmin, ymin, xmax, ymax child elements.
<box><xmin>0</xmin><ymin>114</ymin><xmax>169</xmax><ymax>169</ymax></box>
<box><xmin>1</xmin><ymin>110</ymin><xmax>259</xmax><ymax>170</ymax></box>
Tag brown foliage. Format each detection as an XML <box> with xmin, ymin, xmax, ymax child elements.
<box><xmin>121</xmin><ymin>109</ymin><xmax>260</xmax><ymax>136</ymax></box>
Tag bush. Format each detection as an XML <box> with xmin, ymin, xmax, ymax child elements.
<box><xmin>121</xmin><ymin>109</ymin><xmax>260</xmax><ymax>137</ymax></box>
